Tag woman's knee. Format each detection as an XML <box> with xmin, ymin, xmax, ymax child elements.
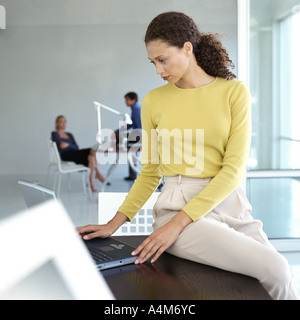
<box><xmin>264</xmin><ymin>252</ymin><xmax>290</xmax><ymax>282</ymax></box>
<box><xmin>260</xmin><ymin>251</ymin><xmax>294</xmax><ymax>299</ymax></box>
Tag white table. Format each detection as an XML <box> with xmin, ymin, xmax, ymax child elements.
<box><xmin>96</xmin><ymin>143</ymin><xmax>142</xmax><ymax>191</ymax></box>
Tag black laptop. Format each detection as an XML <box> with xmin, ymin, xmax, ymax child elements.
<box><xmin>18</xmin><ymin>180</ymin><xmax>138</xmax><ymax>270</ymax></box>
<box><xmin>84</xmin><ymin>237</ymin><xmax>137</xmax><ymax>270</ymax></box>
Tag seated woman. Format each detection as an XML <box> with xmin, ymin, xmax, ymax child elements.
<box><xmin>51</xmin><ymin>115</ymin><xmax>105</xmax><ymax>192</ymax></box>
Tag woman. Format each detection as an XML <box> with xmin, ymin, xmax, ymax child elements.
<box><xmin>77</xmin><ymin>12</ymin><xmax>299</xmax><ymax>299</ymax></box>
<box><xmin>51</xmin><ymin>115</ymin><xmax>105</xmax><ymax>192</ymax></box>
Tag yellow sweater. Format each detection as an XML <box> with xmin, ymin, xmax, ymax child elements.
<box><xmin>118</xmin><ymin>77</ymin><xmax>251</xmax><ymax>222</ymax></box>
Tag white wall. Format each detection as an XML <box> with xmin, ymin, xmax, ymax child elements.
<box><xmin>0</xmin><ymin>0</ymin><xmax>237</xmax><ymax>175</ymax></box>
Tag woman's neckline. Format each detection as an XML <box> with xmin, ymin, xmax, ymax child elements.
<box><xmin>171</xmin><ymin>77</ymin><xmax>218</xmax><ymax>91</ymax></box>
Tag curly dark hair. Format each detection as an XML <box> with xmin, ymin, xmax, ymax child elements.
<box><xmin>145</xmin><ymin>12</ymin><xmax>236</xmax><ymax>80</ymax></box>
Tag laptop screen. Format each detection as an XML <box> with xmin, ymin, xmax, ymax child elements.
<box><xmin>0</xmin><ymin>200</ymin><xmax>114</xmax><ymax>300</ymax></box>
<box><xmin>18</xmin><ymin>180</ymin><xmax>56</xmax><ymax>208</ymax></box>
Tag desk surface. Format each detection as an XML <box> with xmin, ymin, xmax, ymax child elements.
<box><xmin>101</xmin><ymin>236</ymin><xmax>271</xmax><ymax>300</ymax></box>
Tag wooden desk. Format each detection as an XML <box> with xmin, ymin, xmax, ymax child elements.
<box><xmin>101</xmin><ymin>236</ymin><xmax>272</xmax><ymax>300</ymax></box>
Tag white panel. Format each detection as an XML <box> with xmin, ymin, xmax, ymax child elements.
<box><xmin>0</xmin><ymin>5</ymin><xmax>5</xmax><ymax>29</ymax></box>
<box><xmin>98</xmin><ymin>192</ymin><xmax>160</xmax><ymax>235</ymax></box>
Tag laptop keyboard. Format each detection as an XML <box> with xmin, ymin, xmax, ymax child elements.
<box><xmin>88</xmin><ymin>247</ymin><xmax>111</xmax><ymax>262</ymax></box>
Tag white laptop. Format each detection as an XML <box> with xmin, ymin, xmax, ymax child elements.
<box><xmin>17</xmin><ymin>180</ymin><xmax>137</xmax><ymax>271</ymax></box>
<box><xmin>0</xmin><ymin>200</ymin><xmax>114</xmax><ymax>300</ymax></box>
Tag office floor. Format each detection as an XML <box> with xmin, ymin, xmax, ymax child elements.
<box><xmin>0</xmin><ymin>165</ymin><xmax>300</xmax><ymax>296</ymax></box>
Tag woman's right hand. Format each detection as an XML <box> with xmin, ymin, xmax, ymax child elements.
<box><xmin>76</xmin><ymin>224</ymin><xmax>113</xmax><ymax>240</ymax></box>
<box><xmin>76</xmin><ymin>211</ymin><xmax>129</xmax><ymax>240</ymax></box>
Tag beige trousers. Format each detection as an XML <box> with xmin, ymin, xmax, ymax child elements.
<box><xmin>152</xmin><ymin>175</ymin><xmax>299</xmax><ymax>300</ymax></box>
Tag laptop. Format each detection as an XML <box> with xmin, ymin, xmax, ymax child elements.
<box><xmin>18</xmin><ymin>180</ymin><xmax>138</xmax><ymax>271</ymax></box>
<box><xmin>0</xmin><ymin>200</ymin><xmax>114</xmax><ymax>300</ymax></box>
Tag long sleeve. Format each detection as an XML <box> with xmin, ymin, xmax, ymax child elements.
<box><xmin>68</xmin><ymin>133</ymin><xmax>79</xmax><ymax>149</ymax></box>
<box><xmin>116</xmin><ymin>102</ymin><xmax>142</xmax><ymax>132</ymax></box>
<box><xmin>51</xmin><ymin>131</ymin><xmax>79</xmax><ymax>154</ymax></box>
<box><xmin>51</xmin><ymin>131</ymin><xmax>63</xmax><ymax>153</ymax></box>
<box><xmin>182</xmin><ymin>82</ymin><xmax>251</xmax><ymax>221</ymax></box>
<box><xmin>117</xmin><ymin>95</ymin><xmax>161</xmax><ymax>221</ymax></box>
<box><xmin>131</xmin><ymin>102</ymin><xmax>142</xmax><ymax>129</ymax></box>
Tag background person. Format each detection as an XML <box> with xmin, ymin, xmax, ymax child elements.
<box><xmin>51</xmin><ymin>115</ymin><xmax>105</xmax><ymax>192</ymax></box>
<box><xmin>112</xmin><ymin>92</ymin><xmax>142</xmax><ymax>181</ymax></box>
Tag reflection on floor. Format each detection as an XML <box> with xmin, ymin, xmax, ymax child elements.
<box><xmin>0</xmin><ymin>167</ymin><xmax>299</xmax><ymax>297</ymax></box>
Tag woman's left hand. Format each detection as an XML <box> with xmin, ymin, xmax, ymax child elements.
<box><xmin>131</xmin><ymin>210</ymin><xmax>192</xmax><ymax>264</ymax></box>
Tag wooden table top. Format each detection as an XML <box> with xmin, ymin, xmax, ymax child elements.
<box><xmin>101</xmin><ymin>236</ymin><xmax>272</xmax><ymax>300</ymax></box>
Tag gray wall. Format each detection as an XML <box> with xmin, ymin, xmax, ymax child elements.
<box><xmin>0</xmin><ymin>0</ymin><xmax>237</xmax><ymax>175</ymax></box>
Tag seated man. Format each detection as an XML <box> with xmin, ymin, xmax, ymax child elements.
<box><xmin>112</xmin><ymin>92</ymin><xmax>142</xmax><ymax>181</ymax></box>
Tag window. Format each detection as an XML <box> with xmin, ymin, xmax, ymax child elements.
<box><xmin>247</xmin><ymin>0</ymin><xmax>300</xmax><ymax>240</ymax></box>
<box><xmin>277</xmin><ymin>11</ymin><xmax>300</xmax><ymax>169</ymax></box>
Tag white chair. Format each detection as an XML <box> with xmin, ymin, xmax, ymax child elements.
<box><xmin>48</xmin><ymin>139</ymin><xmax>91</xmax><ymax>197</ymax></box>
<box><xmin>98</xmin><ymin>192</ymin><xmax>160</xmax><ymax>235</ymax></box>
<box><xmin>47</xmin><ymin>138</ymin><xmax>59</xmax><ymax>184</ymax></box>
<box><xmin>46</xmin><ymin>138</ymin><xmax>77</xmax><ymax>186</ymax></box>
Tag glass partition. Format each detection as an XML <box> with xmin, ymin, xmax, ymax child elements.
<box><xmin>247</xmin><ymin>0</ymin><xmax>300</xmax><ymax>240</ymax></box>
<box><xmin>247</xmin><ymin>177</ymin><xmax>300</xmax><ymax>239</ymax></box>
